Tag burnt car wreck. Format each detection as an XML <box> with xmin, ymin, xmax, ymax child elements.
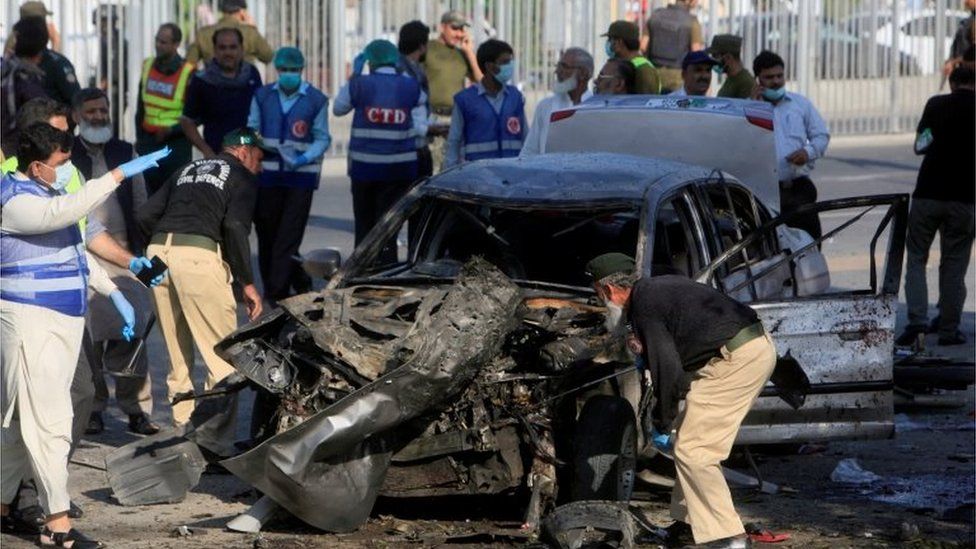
<box><xmin>105</xmin><ymin>153</ymin><xmax>911</xmax><ymax>539</ymax></box>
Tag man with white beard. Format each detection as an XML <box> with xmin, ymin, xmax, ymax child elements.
<box><xmin>586</xmin><ymin>252</ymin><xmax>776</xmax><ymax>549</ymax></box>
<box><xmin>70</xmin><ymin>87</ymin><xmax>159</xmax><ymax>436</ymax></box>
<box><xmin>519</xmin><ymin>47</ymin><xmax>593</xmax><ymax>157</ymax></box>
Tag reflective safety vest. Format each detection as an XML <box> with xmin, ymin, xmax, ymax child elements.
<box><xmin>348</xmin><ymin>73</ymin><xmax>420</xmax><ymax>182</ymax></box>
<box><xmin>253</xmin><ymin>83</ymin><xmax>328</xmax><ymax>189</ymax></box>
<box><xmin>454</xmin><ymin>85</ymin><xmax>526</xmax><ymax>162</ymax></box>
<box><xmin>1</xmin><ymin>157</ymin><xmax>87</xmax><ymax>237</ymax></box>
<box><xmin>140</xmin><ymin>57</ymin><xmax>194</xmax><ymax>133</ymax></box>
<box><xmin>0</xmin><ymin>174</ymin><xmax>89</xmax><ymax>316</ymax></box>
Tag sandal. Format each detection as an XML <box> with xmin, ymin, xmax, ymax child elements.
<box><xmin>39</xmin><ymin>526</ymin><xmax>106</xmax><ymax>548</ymax></box>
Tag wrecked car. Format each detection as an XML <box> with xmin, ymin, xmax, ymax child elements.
<box><xmin>107</xmin><ymin>152</ymin><xmax>908</xmax><ymax>534</ymax></box>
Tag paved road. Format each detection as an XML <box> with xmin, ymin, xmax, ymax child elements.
<box><xmin>3</xmin><ymin>133</ymin><xmax>973</xmax><ymax>549</ymax></box>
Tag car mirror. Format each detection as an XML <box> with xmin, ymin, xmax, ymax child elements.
<box><xmin>301</xmin><ymin>248</ymin><xmax>342</xmax><ymax>280</ymax></box>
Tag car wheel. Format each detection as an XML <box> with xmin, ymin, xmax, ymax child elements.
<box><xmin>572</xmin><ymin>395</ymin><xmax>637</xmax><ymax>501</ymax></box>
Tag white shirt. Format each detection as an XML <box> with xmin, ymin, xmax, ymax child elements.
<box><xmin>668</xmin><ymin>87</ymin><xmax>688</xmax><ymax>97</ymax></box>
<box><xmin>519</xmin><ymin>89</ymin><xmax>592</xmax><ymax>157</ymax></box>
<box><xmin>769</xmin><ymin>91</ymin><xmax>830</xmax><ymax>181</ymax></box>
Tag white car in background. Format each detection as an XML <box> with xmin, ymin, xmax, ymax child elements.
<box><xmin>846</xmin><ymin>9</ymin><xmax>968</xmax><ymax>75</ymax></box>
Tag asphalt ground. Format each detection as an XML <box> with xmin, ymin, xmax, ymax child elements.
<box><xmin>1</xmin><ymin>133</ymin><xmax>973</xmax><ymax>548</ymax></box>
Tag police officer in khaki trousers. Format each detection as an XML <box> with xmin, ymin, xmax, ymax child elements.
<box><xmin>587</xmin><ymin>253</ymin><xmax>776</xmax><ymax>549</ymax></box>
<box><xmin>137</xmin><ymin>127</ymin><xmax>264</xmax><ymax>457</ymax></box>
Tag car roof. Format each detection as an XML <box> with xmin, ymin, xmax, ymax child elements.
<box><xmin>422</xmin><ymin>152</ymin><xmax>721</xmax><ymax>204</ymax></box>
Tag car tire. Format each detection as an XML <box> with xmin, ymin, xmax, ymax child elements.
<box><xmin>572</xmin><ymin>395</ymin><xmax>637</xmax><ymax>502</ymax></box>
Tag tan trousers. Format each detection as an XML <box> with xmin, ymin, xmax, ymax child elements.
<box><xmin>147</xmin><ymin>239</ymin><xmax>237</xmax><ymax>426</ymax></box>
<box><xmin>427</xmin><ymin>113</ymin><xmax>452</xmax><ymax>174</ymax></box>
<box><xmin>1</xmin><ymin>300</ymin><xmax>85</xmax><ymax>515</ymax></box>
<box><xmin>670</xmin><ymin>333</ymin><xmax>776</xmax><ymax>544</ymax></box>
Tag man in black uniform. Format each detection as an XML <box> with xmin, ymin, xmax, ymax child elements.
<box><xmin>138</xmin><ymin>127</ymin><xmax>264</xmax><ymax>455</ymax></box>
<box><xmin>587</xmin><ymin>253</ymin><xmax>776</xmax><ymax>549</ymax></box>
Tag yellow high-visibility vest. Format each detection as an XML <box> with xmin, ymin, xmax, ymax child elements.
<box><xmin>140</xmin><ymin>57</ymin><xmax>194</xmax><ymax>133</ymax></box>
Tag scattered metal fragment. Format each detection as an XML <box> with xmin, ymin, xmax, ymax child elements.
<box><xmin>172</xmin><ymin>525</ymin><xmax>193</xmax><ymax>537</ymax></box>
<box><xmin>541</xmin><ymin>500</ymin><xmax>667</xmax><ymax>549</ymax></box>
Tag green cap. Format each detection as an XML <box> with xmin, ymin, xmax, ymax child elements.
<box><xmin>707</xmin><ymin>34</ymin><xmax>742</xmax><ymax>57</ymax></box>
<box><xmin>222</xmin><ymin>127</ymin><xmax>274</xmax><ymax>151</ymax></box>
<box><xmin>274</xmin><ymin>47</ymin><xmax>305</xmax><ymax>69</ymax></box>
<box><xmin>601</xmin><ymin>20</ymin><xmax>639</xmax><ymax>42</ymax></box>
<box><xmin>20</xmin><ymin>1</ymin><xmax>52</xmax><ymax>18</ymax></box>
<box><xmin>585</xmin><ymin>253</ymin><xmax>636</xmax><ymax>282</ymax></box>
<box><xmin>364</xmin><ymin>39</ymin><xmax>399</xmax><ymax>68</ymax></box>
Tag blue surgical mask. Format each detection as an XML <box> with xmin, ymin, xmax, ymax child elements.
<box><xmin>496</xmin><ymin>61</ymin><xmax>515</xmax><ymax>84</ymax></box>
<box><xmin>712</xmin><ymin>63</ymin><xmax>725</xmax><ymax>75</ymax></box>
<box><xmin>41</xmin><ymin>161</ymin><xmax>74</xmax><ymax>191</ymax></box>
<box><xmin>762</xmin><ymin>86</ymin><xmax>786</xmax><ymax>101</ymax></box>
<box><xmin>278</xmin><ymin>72</ymin><xmax>302</xmax><ymax>92</ymax></box>
<box><xmin>604</xmin><ymin>41</ymin><xmax>616</xmax><ymax>58</ymax></box>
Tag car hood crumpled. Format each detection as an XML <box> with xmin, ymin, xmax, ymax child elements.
<box><xmin>219</xmin><ymin>258</ymin><xmax>522</xmax><ymax>532</ymax></box>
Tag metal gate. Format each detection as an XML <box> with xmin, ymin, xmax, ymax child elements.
<box><xmin>1</xmin><ymin>0</ymin><xmax>963</xmax><ymax>148</ymax></box>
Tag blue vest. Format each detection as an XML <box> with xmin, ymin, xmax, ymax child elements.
<box><xmin>254</xmin><ymin>83</ymin><xmax>328</xmax><ymax>189</ymax></box>
<box><xmin>0</xmin><ymin>174</ymin><xmax>89</xmax><ymax>317</ymax></box>
<box><xmin>348</xmin><ymin>73</ymin><xmax>420</xmax><ymax>182</ymax></box>
<box><xmin>454</xmin><ymin>85</ymin><xmax>526</xmax><ymax>162</ymax></box>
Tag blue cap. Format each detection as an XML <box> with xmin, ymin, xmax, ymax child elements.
<box><xmin>364</xmin><ymin>39</ymin><xmax>399</xmax><ymax>68</ymax></box>
<box><xmin>274</xmin><ymin>47</ymin><xmax>305</xmax><ymax>69</ymax></box>
<box><xmin>682</xmin><ymin>50</ymin><xmax>719</xmax><ymax>70</ymax></box>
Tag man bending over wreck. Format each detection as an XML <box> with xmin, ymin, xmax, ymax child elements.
<box><xmin>586</xmin><ymin>253</ymin><xmax>776</xmax><ymax>548</ymax></box>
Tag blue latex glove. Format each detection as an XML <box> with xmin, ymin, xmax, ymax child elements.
<box><xmin>651</xmin><ymin>428</ymin><xmax>673</xmax><ymax>453</ymax></box>
<box><xmin>128</xmin><ymin>256</ymin><xmax>166</xmax><ymax>286</ymax></box>
<box><xmin>128</xmin><ymin>256</ymin><xmax>151</xmax><ymax>275</ymax></box>
<box><xmin>352</xmin><ymin>53</ymin><xmax>367</xmax><ymax>76</ymax></box>
<box><xmin>109</xmin><ymin>290</ymin><xmax>136</xmax><ymax>341</ymax></box>
<box><xmin>118</xmin><ymin>146</ymin><xmax>172</xmax><ymax>179</ymax></box>
<box><xmin>291</xmin><ymin>153</ymin><xmax>309</xmax><ymax>169</ymax></box>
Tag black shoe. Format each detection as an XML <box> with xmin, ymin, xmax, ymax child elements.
<box><xmin>128</xmin><ymin>413</ymin><xmax>160</xmax><ymax>436</ymax></box>
<box><xmin>938</xmin><ymin>331</ymin><xmax>967</xmax><ymax>346</ymax></box>
<box><xmin>666</xmin><ymin>521</ymin><xmax>695</xmax><ymax>547</ymax></box>
<box><xmin>85</xmin><ymin>412</ymin><xmax>104</xmax><ymax>435</ymax></box>
<box><xmin>895</xmin><ymin>325</ymin><xmax>926</xmax><ymax>347</ymax></box>
<box><xmin>926</xmin><ymin>315</ymin><xmax>941</xmax><ymax>334</ymax></box>
<box><xmin>67</xmin><ymin>501</ymin><xmax>83</xmax><ymax>519</ymax></box>
<box><xmin>40</xmin><ymin>526</ymin><xmax>105</xmax><ymax>548</ymax></box>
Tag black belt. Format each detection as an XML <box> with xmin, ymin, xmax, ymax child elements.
<box><xmin>150</xmin><ymin>233</ymin><xmax>218</xmax><ymax>252</ymax></box>
<box><xmin>725</xmin><ymin>322</ymin><xmax>765</xmax><ymax>352</ymax></box>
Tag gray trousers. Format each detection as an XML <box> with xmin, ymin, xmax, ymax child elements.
<box><xmin>904</xmin><ymin>198</ymin><xmax>975</xmax><ymax>336</ymax></box>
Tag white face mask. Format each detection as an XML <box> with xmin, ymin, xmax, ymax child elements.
<box><xmin>552</xmin><ymin>73</ymin><xmax>577</xmax><ymax>94</ymax></box>
<box><xmin>604</xmin><ymin>301</ymin><xmax>627</xmax><ymax>336</ymax></box>
<box><xmin>79</xmin><ymin>121</ymin><xmax>113</xmax><ymax>144</ymax></box>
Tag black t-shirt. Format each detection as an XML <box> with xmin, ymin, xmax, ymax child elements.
<box><xmin>137</xmin><ymin>153</ymin><xmax>257</xmax><ymax>284</ymax></box>
<box><xmin>913</xmin><ymin>89</ymin><xmax>975</xmax><ymax>204</ymax></box>
<box><xmin>628</xmin><ymin>275</ymin><xmax>759</xmax><ymax>431</ymax></box>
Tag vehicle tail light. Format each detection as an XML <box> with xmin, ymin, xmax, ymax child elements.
<box><xmin>745</xmin><ymin>113</ymin><xmax>774</xmax><ymax>131</ymax></box>
<box><xmin>550</xmin><ymin>109</ymin><xmax>575</xmax><ymax>122</ymax></box>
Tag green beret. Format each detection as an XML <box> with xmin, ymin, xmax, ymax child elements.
<box><xmin>585</xmin><ymin>253</ymin><xmax>636</xmax><ymax>282</ymax></box>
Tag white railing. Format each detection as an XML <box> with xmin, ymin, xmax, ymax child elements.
<box><xmin>2</xmin><ymin>0</ymin><xmax>960</xmax><ymax>150</ymax></box>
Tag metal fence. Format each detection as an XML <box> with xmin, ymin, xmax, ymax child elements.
<box><xmin>1</xmin><ymin>0</ymin><xmax>964</xmax><ymax>150</ymax></box>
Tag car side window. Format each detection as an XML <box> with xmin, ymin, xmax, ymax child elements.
<box><xmin>651</xmin><ymin>192</ymin><xmax>707</xmax><ymax>277</ymax></box>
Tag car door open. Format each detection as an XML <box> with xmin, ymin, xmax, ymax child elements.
<box><xmin>696</xmin><ymin>194</ymin><xmax>910</xmax><ymax>444</ymax></box>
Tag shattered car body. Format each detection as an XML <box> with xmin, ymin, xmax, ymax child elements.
<box><xmin>109</xmin><ymin>153</ymin><xmax>908</xmax><ymax>533</ymax></box>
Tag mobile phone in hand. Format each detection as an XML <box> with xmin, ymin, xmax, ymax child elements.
<box><xmin>136</xmin><ymin>255</ymin><xmax>168</xmax><ymax>287</ymax></box>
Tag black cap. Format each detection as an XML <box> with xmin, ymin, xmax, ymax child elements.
<box><xmin>222</xmin><ymin>127</ymin><xmax>273</xmax><ymax>151</ymax></box>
